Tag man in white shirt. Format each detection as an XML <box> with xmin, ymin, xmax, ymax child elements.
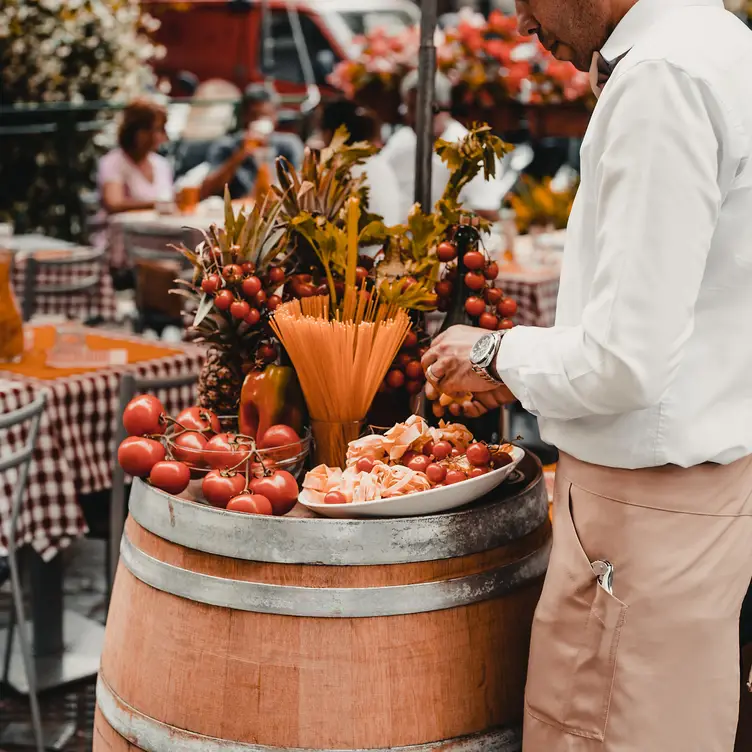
<box><xmin>422</xmin><ymin>0</ymin><xmax>752</xmax><ymax>748</ymax></box>
<box><xmin>381</xmin><ymin>70</ymin><xmax>506</xmax><ymax>221</ymax></box>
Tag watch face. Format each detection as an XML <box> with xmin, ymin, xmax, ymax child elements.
<box><xmin>471</xmin><ymin>334</ymin><xmax>495</xmax><ymax>366</ymax></box>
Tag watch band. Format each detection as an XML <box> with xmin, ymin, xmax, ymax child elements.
<box><xmin>471</xmin><ymin>331</ymin><xmax>506</xmax><ymax>385</ymax></box>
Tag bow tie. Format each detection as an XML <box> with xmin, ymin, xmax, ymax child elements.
<box><xmin>589</xmin><ymin>51</ymin><xmax>628</xmax><ymax>98</ymax></box>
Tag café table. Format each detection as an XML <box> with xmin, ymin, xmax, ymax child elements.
<box><xmin>0</xmin><ymin>324</ymin><xmax>204</xmax><ymax>695</ymax></box>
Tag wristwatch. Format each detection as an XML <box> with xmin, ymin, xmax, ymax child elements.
<box><xmin>470</xmin><ymin>330</ymin><xmax>506</xmax><ymax>384</ymax></box>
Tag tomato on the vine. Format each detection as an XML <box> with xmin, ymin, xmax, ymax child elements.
<box><xmin>498</xmin><ymin>318</ymin><xmax>515</xmax><ymax>330</ymax></box>
<box><xmin>405</xmin><ymin>361</ymin><xmax>424</xmax><ymax>381</ymax></box>
<box><xmin>484</xmin><ymin>262</ymin><xmax>499</xmax><ymax>281</ymax></box>
<box><xmin>485</xmin><ymin>287</ymin><xmax>502</xmax><ymax>306</ymax></box>
<box><xmin>464</xmin><ymin>272</ymin><xmax>485</xmax><ymax>291</ymax></box>
<box><xmin>230</xmin><ymin>300</ymin><xmax>251</xmax><ymax>320</ymax></box>
<box><xmin>463</xmin><ymin>251</ymin><xmax>485</xmax><ymax>271</ymax></box>
<box><xmin>402</xmin><ymin>330</ymin><xmax>419</xmax><ymax>350</ymax></box>
<box><xmin>479</xmin><ymin>312</ymin><xmax>499</xmax><ymax>331</ymax></box>
<box><xmin>466</xmin><ymin>442</ymin><xmax>492</xmax><ymax>467</ymax></box>
<box><xmin>435</xmin><ymin>280</ymin><xmax>453</xmax><ymax>299</ymax></box>
<box><xmin>267</xmin><ymin>294</ymin><xmax>282</xmax><ymax>311</ymax></box>
<box><xmin>176</xmin><ymin>407</ymin><xmax>221</xmax><ymax>434</ymax></box>
<box><xmin>386</xmin><ymin>369</ymin><xmax>405</xmax><ymax>389</ymax></box>
<box><xmin>202</xmin><ymin>470</ymin><xmax>246</xmax><ymax>508</ymax></box>
<box><xmin>149</xmin><ymin>461</ymin><xmax>191</xmax><ymax>495</ymax></box>
<box><xmin>437</xmin><ymin>241</ymin><xmax>458</xmax><ymax>262</ymax></box>
<box><xmin>244</xmin><ymin>308</ymin><xmax>261</xmax><ymax>326</ymax></box>
<box><xmin>123</xmin><ymin>395</ymin><xmax>166</xmax><ymax>437</ymax></box>
<box><xmin>497</xmin><ymin>297</ymin><xmax>518</xmax><ymax>317</ymax></box>
<box><xmin>242</xmin><ymin>276</ymin><xmax>262</xmax><ymax>298</ymax></box>
<box><xmin>464</xmin><ymin>296</ymin><xmax>485</xmax><ymax>317</ymax></box>
<box><xmin>118</xmin><ymin>437</ymin><xmax>166</xmax><ymax>477</ymax></box>
<box><xmin>204</xmin><ymin>433</ymin><xmax>251</xmax><ymax>470</ymax></box>
<box><xmin>222</xmin><ymin>264</ymin><xmax>242</xmax><ymax>282</ymax></box>
<box><xmin>172</xmin><ymin>431</ymin><xmax>208</xmax><ymax>465</ymax></box>
<box><xmin>201</xmin><ymin>274</ymin><xmax>221</xmax><ymax>294</ymax></box>
<box><xmin>268</xmin><ymin>267</ymin><xmax>286</xmax><ymax>284</ymax></box>
<box><xmin>214</xmin><ymin>289</ymin><xmax>234</xmax><ymax>311</ymax></box>
<box><xmin>250</xmin><ymin>470</ymin><xmax>299</xmax><ymax>515</ymax></box>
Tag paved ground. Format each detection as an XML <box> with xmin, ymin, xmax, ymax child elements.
<box><xmin>0</xmin><ymin>539</ymin><xmax>106</xmax><ymax>751</ymax></box>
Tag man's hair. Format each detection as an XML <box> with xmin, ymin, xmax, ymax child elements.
<box><xmin>400</xmin><ymin>69</ymin><xmax>452</xmax><ymax>109</ymax></box>
<box><xmin>117</xmin><ymin>98</ymin><xmax>167</xmax><ymax>153</ymax></box>
<box><xmin>243</xmin><ymin>82</ymin><xmax>280</xmax><ymax>108</ymax></box>
<box><xmin>321</xmin><ymin>99</ymin><xmax>378</xmax><ymax>143</ymax></box>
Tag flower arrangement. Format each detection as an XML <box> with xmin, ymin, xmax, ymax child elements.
<box><xmin>508</xmin><ymin>175</ymin><xmax>578</xmax><ymax>234</ymax></box>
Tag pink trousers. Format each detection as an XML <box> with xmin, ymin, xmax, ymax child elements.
<box><xmin>523</xmin><ymin>453</ymin><xmax>752</xmax><ymax>752</ymax></box>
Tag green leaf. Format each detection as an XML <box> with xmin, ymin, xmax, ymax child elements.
<box><xmin>192</xmin><ymin>292</ymin><xmax>215</xmax><ymax>328</ymax></box>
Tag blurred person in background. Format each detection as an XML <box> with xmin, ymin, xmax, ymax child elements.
<box><xmin>381</xmin><ymin>70</ymin><xmax>506</xmax><ymax>221</ymax></box>
<box><xmin>319</xmin><ymin>99</ymin><xmax>402</xmax><ymax>226</ymax></box>
<box><xmin>200</xmin><ymin>84</ymin><xmax>305</xmax><ymax>200</ymax></box>
<box><xmin>98</xmin><ymin>98</ymin><xmax>173</xmax><ymax>215</ymax></box>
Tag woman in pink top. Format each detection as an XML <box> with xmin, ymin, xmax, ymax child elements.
<box><xmin>98</xmin><ymin>99</ymin><xmax>173</xmax><ymax>213</ymax></box>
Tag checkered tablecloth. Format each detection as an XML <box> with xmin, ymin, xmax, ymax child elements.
<box><xmin>500</xmin><ymin>274</ymin><xmax>560</xmax><ymax>328</ymax></box>
<box><xmin>0</xmin><ymin>338</ymin><xmax>204</xmax><ymax>560</ymax></box>
<box><xmin>11</xmin><ymin>254</ymin><xmax>118</xmax><ymax>321</ymax></box>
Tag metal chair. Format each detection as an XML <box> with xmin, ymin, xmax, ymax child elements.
<box><xmin>0</xmin><ymin>393</ymin><xmax>48</xmax><ymax>752</ymax></box>
<box><xmin>21</xmin><ymin>246</ymin><xmax>107</xmax><ymax>322</ymax></box>
<box><xmin>107</xmin><ymin>371</ymin><xmax>198</xmax><ymax>599</ymax></box>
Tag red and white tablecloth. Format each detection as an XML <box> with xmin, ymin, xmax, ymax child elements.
<box><xmin>11</xmin><ymin>254</ymin><xmax>118</xmax><ymax>321</ymax></box>
<box><xmin>0</xmin><ymin>334</ymin><xmax>204</xmax><ymax>560</ymax></box>
<box><xmin>499</xmin><ymin>272</ymin><xmax>560</xmax><ymax>328</ymax></box>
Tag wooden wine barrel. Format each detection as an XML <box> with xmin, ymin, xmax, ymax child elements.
<box><xmin>94</xmin><ymin>451</ymin><xmax>551</xmax><ymax>752</ymax></box>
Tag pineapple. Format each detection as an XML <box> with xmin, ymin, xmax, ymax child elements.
<box><xmin>197</xmin><ymin>346</ymin><xmax>245</xmax><ymax>416</ymax></box>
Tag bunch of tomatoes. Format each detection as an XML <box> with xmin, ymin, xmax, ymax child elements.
<box><xmin>117</xmin><ymin>395</ymin><xmax>301</xmax><ymax>516</ymax></box>
<box><xmin>435</xmin><ymin>239</ymin><xmax>518</xmax><ymax>331</ymax></box>
<box><xmin>382</xmin><ymin>328</ymin><xmax>427</xmax><ymax>397</ymax></box>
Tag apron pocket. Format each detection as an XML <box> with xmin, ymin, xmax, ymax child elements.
<box><xmin>525</xmin><ymin>480</ymin><xmax>627</xmax><ymax>741</ymax></box>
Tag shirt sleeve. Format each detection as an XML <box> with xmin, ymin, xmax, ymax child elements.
<box><xmin>97</xmin><ymin>150</ymin><xmax>125</xmax><ymax>188</ymax></box>
<box><xmin>496</xmin><ymin>60</ymin><xmax>724</xmax><ymax>420</ymax></box>
<box><xmin>207</xmin><ymin>136</ymin><xmax>239</xmax><ymax>168</ymax></box>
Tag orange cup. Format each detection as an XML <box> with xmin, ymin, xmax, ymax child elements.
<box><xmin>176</xmin><ymin>185</ymin><xmax>200</xmax><ymax>215</ymax></box>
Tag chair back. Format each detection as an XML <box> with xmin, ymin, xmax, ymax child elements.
<box><xmin>21</xmin><ymin>247</ymin><xmax>106</xmax><ymax>322</ymax></box>
<box><xmin>108</xmin><ymin>371</ymin><xmax>199</xmax><ymax>591</ymax></box>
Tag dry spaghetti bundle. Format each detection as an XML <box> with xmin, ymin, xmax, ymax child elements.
<box><xmin>271</xmin><ymin>287</ymin><xmax>411</xmax><ymax>467</ymax></box>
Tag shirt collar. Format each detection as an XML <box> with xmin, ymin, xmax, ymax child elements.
<box><xmin>600</xmin><ymin>0</ymin><xmax>723</xmax><ymax>63</ymax></box>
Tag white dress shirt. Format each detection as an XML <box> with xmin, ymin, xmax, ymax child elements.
<box><xmin>497</xmin><ymin>0</ymin><xmax>752</xmax><ymax>469</ymax></box>
<box><xmin>381</xmin><ymin>119</ymin><xmax>506</xmax><ymax>220</ymax></box>
<box><xmin>352</xmin><ymin>151</ymin><xmax>403</xmax><ymax>227</ymax></box>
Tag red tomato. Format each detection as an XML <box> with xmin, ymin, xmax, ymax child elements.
<box><xmin>386</xmin><ymin>369</ymin><xmax>405</xmax><ymax>389</ymax></box>
<box><xmin>204</xmin><ymin>433</ymin><xmax>251</xmax><ymax>470</ymax></box>
<box><xmin>464</xmin><ymin>296</ymin><xmax>485</xmax><ymax>317</ymax></box>
<box><xmin>118</xmin><ymin>437</ymin><xmax>166</xmax><ymax>477</ymax></box>
<box><xmin>226</xmin><ymin>493</ymin><xmax>273</xmax><ymax>515</ymax></box>
<box><xmin>445</xmin><ymin>469</ymin><xmax>467</xmax><ymax>485</ymax></box>
<box><xmin>202</xmin><ymin>470</ymin><xmax>246</xmax><ymax>508</ymax></box>
<box><xmin>172</xmin><ymin>431</ymin><xmax>208</xmax><ymax>465</ymax></box>
<box><xmin>484</xmin><ymin>262</ymin><xmax>499</xmax><ymax>281</ymax></box>
<box><xmin>258</xmin><ymin>425</ymin><xmax>302</xmax><ymax>459</ymax></box>
<box><xmin>436</xmin><ymin>241</ymin><xmax>457</xmax><ymax>262</ymax></box>
<box><xmin>464</xmin><ymin>272</ymin><xmax>485</xmax><ymax>291</ymax></box>
<box><xmin>426</xmin><ymin>463</ymin><xmax>447</xmax><ymax>484</ymax></box>
<box><xmin>497</xmin><ymin>297</ymin><xmax>518</xmax><ymax>317</ymax></box>
<box><xmin>435</xmin><ymin>280</ymin><xmax>453</xmax><ymax>299</ymax></box>
<box><xmin>484</xmin><ymin>287</ymin><xmax>502</xmax><ymax>305</ymax></box>
<box><xmin>401</xmin><ymin>450</ymin><xmax>418</xmax><ymax>465</ymax></box>
<box><xmin>422</xmin><ymin>440</ymin><xmax>435</xmax><ymax>457</ymax></box>
<box><xmin>222</xmin><ymin>264</ymin><xmax>242</xmax><ymax>281</ymax></box>
<box><xmin>214</xmin><ymin>290</ymin><xmax>234</xmax><ymax>311</ymax></box>
<box><xmin>401</xmin><ymin>276</ymin><xmax>417</xmax><ymax>291</ymax></box>
<box><xmin>324</xmin><ymin>491</ymin><xmax>347</xmax><ymax>505</ymax></box>
<box><xmin>267</xmin><ymin>294</ymin><xmax>282</xmax><ymax>311</ymax></box>
<box><xmin>405</xmin><ymin>379</ymin><xmax>424</xmax><ymax>395</ymax></box>
<box><xmin>244</xmin><ymin>308</ymin><xmax>261</xmax><ymax>326</ymax></box>
<box><xmin>201</xmin><ymin>274</ymin><xmax>221</xmax><ymax>294</ymax></box>
<box><xmin>122</xmin><ymin>394</ymin><xmax>166</xmax><ymax>437</ymax></box>
<box><xmin>498</xmin><ymin>318</ymin><xmax>515</xmax><ymax>330</ymax></box>
<box><xmin>405</xmin><ymin>361</ymin><xmax>424</xmax><ymax>381</ymax></box>
<box><xmin>258</xmin><ymin>343</ymin><xmax>277</xmax><ymax>362</ymax></box>
<box><xmin>356</xmin><ymin>457</ymin><xmax>375</xmax><ymax>473</ymax></box>
<box><xmin>402</xmin><ymin>330</ymin><xmax>419</xmax><ymax>350</ymax></box>
<box><xmin>254</xmin><ymin>290</ymin><xmax>268</xmax><ymax>307</ymax></box>
<box><xmin>242</xmin><ymin>276</ymin><xmax>262</xmax><ymax>298</ymax></box>
<box><xmin>250</xmin><ymin>470</ymin><xmax>299</xmax><ymax>515</ymax></box>
<box><xmin>479</xmin><ymin>312</ymin><xmax>499</xmax><ymax>331</ymax></box>
<box><xmin>406</xmin><ymin>455</ymin><xmax>431</xmax><ymax>473</ymax></box>
<box><xmin>241</xmin><ymin>262</ymin><xmax>256</xmax><ymax>275</ymax></box>
<box><xmin>431</xmin><ymin>441</ymin><xmax>452</xmax><ymax>460</ymax></box>
<box><xmin>466</xmin><ymin>442</ymin><xmax>492</xmax><ymax>467</ymax></box>
<box><xmin>469</xmin><ymin>467</ymin><xmax>489</xmax><ymax>478</ymax></box>
<box><xmin>149</xmin><ymin>461</ymin><xmax>191</xmax><ymax>495</ymax></box>
<box><xmin>268</xmin><ymin>267</ymin><xmax>286</xmax><ymax>284</ymax></box>
<box><xmin>175</xmin><ymin>407</ymin><xmax>221</xmax><ymax>434</ymax></box>
<box><xmin>230</xmin><ymin>300</ymin><xmax>251</xmax><ymax>320</ymax></box>
<box><xmin>463</xmin><ymin>251</ymin><xmax>485</xmax><ymax>270</ymax></box>
<box><xmin>355</xmin><ymin>266</ymin><xmax>369</xmax><ymax>284</ymax></box>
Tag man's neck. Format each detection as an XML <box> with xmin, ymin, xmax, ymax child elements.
<box><xmin>608</xmin><ymin>0</ymin><xmax>640</xmax><ymax>36</ymax></box>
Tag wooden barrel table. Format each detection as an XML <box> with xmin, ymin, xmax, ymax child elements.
<box><xmin>95</xmin><ymin>451</ymin><xmax>551</xmax><ymax>752</ymax></box>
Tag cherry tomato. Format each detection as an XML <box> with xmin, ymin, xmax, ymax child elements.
<box><xmin>258</xmin><ymin>425</ymin><xmax>302</xmax><ymax>458</ymax></box>
<box><xmin>401</xmin><ymin>450</ymin><xmax>418</xmax><ymax>465</ymax></box>
<box><xmin>395</xmin><ymin>352</ymin><xmax>412</xmax><ymax>369</ymax></box>
<box><xmin>230</xmin><ymin>300</ymin><xmax>251</xmax><ymax>320</ymax></box>
<box><xmin>463</xmin><ymin>251</ymin><xmax>485</xmax><ymax>270</ymax></box>
<box><xmin>241</xmin><ymin>261</ymin><xmax>256</xmax><ymax>275</ymax></box>
<box><xmin>407</xmin><ymin>455</ymin><xmax>431</xmax><ymax>473</ymax></box>
<box><xmin>425</xmin><ymin>463</ymin><xmax>447</xmax><ymax>484</ymax></box>
<box><xmin>214</xmin><ymin>289</ymin><xmax>234</xmax><ymax>311</ymax></box>
<box><xmin>437</xmin><ymin>241</ymin><xmax>457</xmax><ymax>262</ymax></box>
<box><xmin>324</xmin><ymin>491</ymin><xmax>348</xmax><ymax>505</ymax></box>
<box><xmin>435</xmin><ymin>280</ymin><xmax>453</xmax><ymax>299</ymax></box>
<box><xmin>250</xmin><ymin>470</ymin><xmax>299</xmax><ymax>516</ymax></box>
<box><xmin>484</xmin><ymin>262</ymin><xmax>499</xmax><ymax>280</ymax></box>
<box><xmin>201</xmin><ymin>274</ymin><xmax>221</xmax><ymax>294</ymax></box>
<box><xmin>405</xmin><ymin>361</ymin><xmax>424</xmax><ymax>381</ymax></box>
<box><xmin>244</xmin><ymin>308</ymin><xmax>261</xmax><ymax>326</ymax></box>
<box><xmin>149</xmin><ymin>461</ymin><xmax>191</xmax><ymax>495</ymax></box>
<box><xmin>386</xmin><ymin>369</ymin><xmax>405</xmax><ymax>389</ymax></box>
<box><xmin>402</xmin><ymin>331</ymin><xmax>419</xmax><ymax>350</ymax></box>
<box><xmin>469</xmin><ymin>467</ymin><xmax>490</xmax><ymax>478</ymax></box>
<box><xmin>202</xmin><ymin>470</ymin><xmax>246</xmax><ymax>508</ymax></box>
<box><xmin>171</xmin><ymin>430</ymin><xmax>208</xmax><ymax>465</ymax></box>
<box><xmin>355</xmin><ymin>266</ymin><xmax>369</xmax><ymax>284</ymax></box>
<box><xmin>268</xmin><ymin>267</ymin><xmax>285</xmax><ymax>284</ymax></box>
<box><xmin>222</xmin><ymin>264</ymin><xmax>243</xmax><ymax>282</ymax></box>
<box><xmin>254</xmin><ymin>290</ymin><xmax>268</xmax><ymax>307</ymax></box>
<box><xmin>356</xmin><ymin>457</ymin><xmax>375</xmax><ymax>473</ymax></box>
<box><xmin>431</xmin><ymin>441</ymin><xmax>452</xmax><ymax>460</ymax></box>
<box><xmin>422</xmin><ymin>440</ymin><xmax>435</xmax><ymax>457</ymax></box>
<box><xmin>242</xmin><ymin>276</ymin><xmax>262</xmax><ymax>298</ymax></box>
<box><xmin>175</xmin><ymin>407</ymin><xmax>221</xmax><ymax>434</ymax></box>
<box><xmin>479</xmin><ymin>312</ymin><xmax>499</xmax><ymax>330</ymax></box>
<box><xmin>258</xmin><ymin>343</ymin><xmax>277</xmax><ymax>362</ymax></box>
<box><xmin>498</xmin><ymin>318</ymin><xmax>515</xmax><ymax>330</ymax></box>
<box><xmin>267</xmin><ymin>294</ymin><xmax>282</xmax><ymax>311</ymax></box>
<box><xmin>118</xmin><ymin>437</ymin><xmax>166</xmax><ymax>477</ymax></box>
<box><xmin>445</xmin><ymin>469</ymin><xmax>467</xmax><ymax>485</ymax></box>
<box><xmin>485</xmin><ymin>287</ymin><xmax>502</xmax><ymax>305</ymax></box>
<box><xmin>226</xmin><ymin>493</ymin><xmax>273</xmax><ymax>515</ymax></box>
<box><xmin>464</xmin><ymin>272</ymin><xmax>485</xmax><ymax>291</ymax></box>
<box><xmin>122</xmin><ymin>394</ymin><xmax>166</xmax><ymax>437</ymax></box>
<box><xmin>204</xmin><ymin>433</ymin><xmax>251</xmax><ymax>470</ymax></box>
<box><xmin>464</xmin><ymin>296</ymin><xmax>485</xmax><ymax>317</ymax></box>
<box><xmin>466</xmin><ymin>442</ymin><xmax>492</xmax><ymax>467</ymax></box>
<box><xmin>405</xmin><ymin>379</ymin><xmax>424</xmax><ymax>395</ymax></box>
<box><xmin>497</xmin><ymin>297</ymin><xmax>518</xmax><ymax>317</ymax></box>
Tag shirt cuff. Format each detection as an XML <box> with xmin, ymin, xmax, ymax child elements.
<box><xmin>496</xmin><ymin>326</ymin><xmax>538</xmax><ymax>415</ymax></box>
